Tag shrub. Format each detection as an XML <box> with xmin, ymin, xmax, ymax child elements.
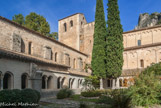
<box><xmin>0</xmin><ymin>89</ymin><xmax>14</xmax><ymax>103</ymax></box>
<box><xmin>0</xmin><ymin>89</ymin><xmax>40</xmax><ymax>108</ymax></box>
<box><xmin>79</xmin><ymin>102</ymin><xmax>88</xmax><ymax>108</ymax></box>
<box><xmin>128</xmin><ymin>71</ymin><xmax>161</xmax><ymax>107</ymax></box>
<box><xmin>57</xmin><ymin>88</ymin><xmax>73</xmax><ymax>99</ymax></box>
<box><xmin>21</xmin><ymin>89</ymin><xmax>39</xmax><ymax>104</ymax></box>
<box><xmin>32</xmin><ymin>89</ymin><xmax>41</xmax><ymax>103</ymax></box>
<box><xmin>82</xmin><ymin>76</ymin><xmax>100</xmax><ymax>91</ymax></box>
<box><xmin>97</xmin><ymin>89</ymin><xmax>131</xmax><ymax>108</ymax></box>
<box><xmin>81</xmin><ymin>90</ymin><xmax>101</xmax><ymax>97</ymax></box>
<box><xmin>11</xmin><ymin>89</ymin><xmax>22</xmax><ymax>103</ymax></box>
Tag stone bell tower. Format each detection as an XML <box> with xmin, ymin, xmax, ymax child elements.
<box><xmin>58</xmin><ymin>13</ymin><xmax>87</xmax><ymax>51</ymax></box>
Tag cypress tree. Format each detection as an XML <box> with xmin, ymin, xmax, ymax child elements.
<box><xmin>106</xmin><ymin>0</ymin><xmax>123</xmax><ymax>78</ymax></box>
<box><xmin>91</xmin><ymin>0</ymin><xmax>106</xmax><ymax>78</ymax></box>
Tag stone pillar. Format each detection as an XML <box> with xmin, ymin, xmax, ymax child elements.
<box><xmin>100</xmin><ymin>78</ymin><xmax>103</xmax><ymax>90</ymax></box>
<box><xmin>60</xmin><ymin>78</ymin><xmax>63</xmax><ymax>89</ymax></box>
<box><xmin>116</xmin><ymin>78</ymin><xmax>119</xmax><ymax>88</ymax></box>
<box><xmin>0</xmin><ymin>75</ymin><xmax>3</xmax><ymax>90</ymax></box>
<box><xmin>112</xmin><ymin>79</ymin><xmax>115</xmax><ymax>89</ymax></box>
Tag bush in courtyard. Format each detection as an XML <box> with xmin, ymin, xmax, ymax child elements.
<box><xmin>0</xmin><ymin>89</ymin><xmax>14</xmax><ymax>103</ymax></box>
<box><xmin>82</xmin><ymin>76</ymin><xmax>100</xmax><ymax>91</ymax></box>
<box><xmin>32</xmin><ymin>89</ymin><xmax>41</xmax><ymax>103</ymax></box>
<box><xmin>97</xmin><ymin>89</ymin><xmax>131</xmax><ymax>108</ymax></box>
<box><xmin>57</xmin><ymin>88</ymin><xmax>73</xmax><ymax>99</ymax></box>
<box><xmin>21</xmin><ymin>88</ymin><xmax>38</xmax><ymax>104</ymax></box>
<box><xmin>128</xmin><ymin>71</ymin><xmax>161</xmax><ymax>107</ymax></box>
<box><xmin>0</xmin><ymin>89</ymin><xmax>40</xmax><ymax>108</ymax></box>
<box><xmin>81</xmin><ymin>90</ymin><xmax>101</xmax><ymax>97</ymax></box>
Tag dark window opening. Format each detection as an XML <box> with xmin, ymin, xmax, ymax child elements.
<box><xmin>21</xmin><ymin>39</ymin><xmax>25</xmax><ymax>53</ymax></box>
<box><xmin>28</xmin><ymin>42</ymin><xmax>32</xmax><ymax>55</ymax></box>
<box><xmin>42</xmin><ymin>76</ymin><xmax>46</xmax><ymax>89</ymax></box>
<box><xmin>21</xmin><ymin>74</ymin><xmax>28</xmax><ymax>89</ymax></box>
<box><xmin>57</xmin><ymin>77</ymin><xmax>61</xmax><ymax>89</ymax></box>
<box><xmin>138</xmin><ymin>40</ymin><xmax>141</xmax><ymax>46</ymax></box>
<box><xmin>3</xmin><ymin>73</ymin><xmax>12</xmax><ymax>89</ymax></box>
<box><xmin>55</xmin><ymin>52</ymin><xmax>57</xmax><ymax>62</ymax></box>
<box><xmin>70</xmin><ymin>20</ymin><xmax>73</xmax><ymax>27</ymax></box>
<box><xmin>140</xmin><ymin>59</ymin><xmax>144</xmax><ymax>67</ymax></box>
<box><xmin>107</xmin><ymin>79</ymin><xmax>111</xmax><ymax>87</ymax></box>
<box><xmin>64</xmin><ymin>23</ymin><xmax>67</xmax><ymax>32</ymax></box>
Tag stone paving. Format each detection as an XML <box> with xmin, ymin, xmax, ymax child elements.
<box><xmin>39</xmin><ymin>97</ymin><xmax>95</xmax><ymax>108</ymax></box>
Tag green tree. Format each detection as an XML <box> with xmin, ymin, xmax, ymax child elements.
<box><xmin>12</xmin><ymin>14</ymin><xmax>25</xmax><ymax>25</ymax></box>
<box><xmin>91</xmin><ymin>0</ymin><xmax>106</xmax><ymax>78</ymax></box>
<box><xmin>47</xmin><ymin>32</ymin><xmax>58</xmax><ymax>40</ymax></box>
<box><xmin>25</xmin><ymin>12</ymin><xmax>50</xmax><ymax>35</ymax></box>
<box><xmin>106</xmin><ymin>0</ymin><xmax>124</xmax><ymax>78</ymax></box>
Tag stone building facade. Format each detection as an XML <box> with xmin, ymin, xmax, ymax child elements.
<box><xmin>0</xmin><ymin>16</ymin><xmax>91</xmax><ymax>97</ymax></box>
<box><xmin>0</xmin><ymin>12</ymin><xmax>161</xmax><ymax>96</ymax></box>
<box><xmin>58</xmin><ymin>13</ymin><xmax>161</xmax><ymax>89</ymax></box>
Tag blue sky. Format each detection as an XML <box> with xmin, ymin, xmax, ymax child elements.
<box><xmin>0</xmin><ymin>0</ymin><xmax>161</xmax><ymax>32</ymax></box>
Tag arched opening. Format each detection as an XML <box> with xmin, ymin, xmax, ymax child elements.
<box><xmin>78</xmin><ymin>58</ymin><xmax>83</xmax><ymax>70</ymax></box>
<box><xmin>107</xmin><ymin>79</ymin><xmax>111</xmax><ymax>87</ymax></box>
<box><xmin>140</xmin><ymin>59</ymin><xmax>144</xmax><ymax>68</ymax></box>
<box><xmin>47</xmin><ymin>76</ymin><xmax>53</xmax><ymax>89</ymax></box>
<box><xmin>69</xmin><ymin>78</ymin><xmax>72</xmax><ymax>89</ymax></box>
<box><xmin>21</xmin><ymin>39</ymin><xmax>25</xmax><ymax>53</ymax></box>
<box><xmin>70</xmin><ymin>20</ymin><xmax>73</xmax><ymax>27</ymax></box>
<box><xmin>3</xmin><ymin>72</ymin><xmax>13</xmax><ymax>89</ymax></box>
<box><xmin>71</xmin><ymin>79</ymin><xmax>75</xmax><ymax>89</ymax></box>
<box><xmin>42</xmin><ymin>75</ymin><xmax>47</xmax><ymax>89</ymax></box>
<box><xmin>21</xmin><ymin>73</ymin><xmax>28</xmax><ymax>89</ymax></box>
<box><xmin>28</xmin><ymin>42</ymin><xmax>32</xmax><ymax>55</ymax></box>
<box><xmin>65</xmin><ymin>54</ymin><xmax>70</xmax><ymax>66</ymax></box>
<box><xmin>73</xmin><ymin>58</ymin><xmax>76</xmax><ymax>69</ymax></box>
<box><xmin>64</xmin><ymin>23</ymin><xmax>67</xmax><ymax>32</ymax></box>
<box><xmin>55</xmin><ymin>52</ymin><xmax>58</xmax><ymax>62</ymax></box>
<box><xmin>57</xmin><ymin>77</ymin><xmax>61</xmax><ymax>89</ymax></box>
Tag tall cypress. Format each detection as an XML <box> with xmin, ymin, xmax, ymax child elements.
<box><xmin>106</xmin><ymin>0</ymin><xmax>123</xmax><ymax>78</ymax></box>
<box><xmin>91</xmin><ymin>0</ymin><xmax>106</xmax><ymax>78</ymax></box>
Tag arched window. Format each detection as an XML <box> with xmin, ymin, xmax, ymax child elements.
<box><xmin>70</xmin><ymin>20</ymin><xmax>73</xmax><ymax>27</ymax></box>
<box><xmin>78</xmin><ymin>58</ymin><xmax>83</xmax><ymax>70</ymax></box>
<box><xmin>21</xmin><ymin>73</ymin><xmax>28</xmax><ymax>89</ymax></box>
<box><xmin>55</xmin><ymin>52</ymin><xmax>58</xmax><ymax>62</ymax></box>
<box><xmin>64</xmin><ymin>23</ymin><xmax>67</xmax><ymax>32</ymax></box>
<box><xmin>140</xmin><ymin>59</ymin><xmax>144</xmax><ymax>67</ymax></box>
<box><xmin>57</xmin><ymin>77</ymin><xmax>61</xmax><ymax>89</ymax></box>
<box><xmin>3</xmin><ymin>72</ymin><xmax>13</xmax><ymax>89</ymax></box>
<box><xmin>69</xmin><ymin>78</ymin><xmax>72</xmax><ymax>89</ymax></box>
<box><xmin>21</xmin><ymin>39</ymin><xmax>25</xmax><ymax>53</ymax></box>
<box><xmin>42</xmin><ymin>75</ymin><xmax>47</xmax><ymax>89</ymax></box>
<box><xmin>47</xmin><ymin>76</ymin><xmax>53</xmax><ymax>89</ymax></box>
<box><xmin>71</xmin><ymin>79</ymin><xmax>75</xmax><ymax>89</ymax></box>
<box><xmin>28</xmin><ymin>42</ymin><xmax>32</xmax><ymax>55</ymax></box>
<box><xmin>138</xmin><ymin>40</ymin><xmax>141</xmax><ymax>46</ymax></box>
<box><xmin>65</xmin><ymin>54</ymin><xmax>70</xmax><ymax>66</ymax></box>
<box><xmin>73</xmin><ymin>58</ymin><xmax>76</xmax><ymax>69</ymax></box>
